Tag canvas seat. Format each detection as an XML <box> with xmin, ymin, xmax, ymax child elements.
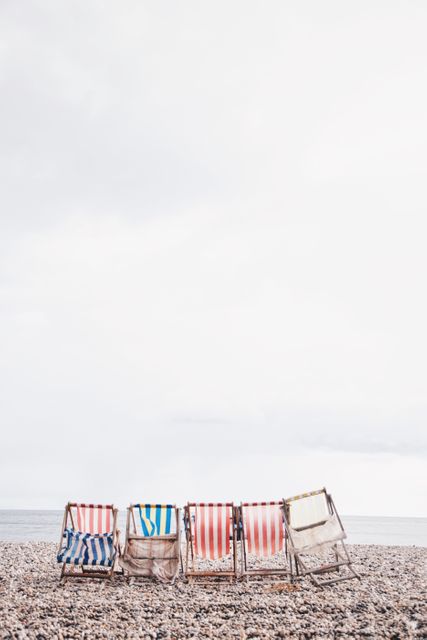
<box><xmin>287</xmin><ymin>512</ymin><xmax>345</xmax><ymax>554</ymax></box>
<box><xmin>119</xmin><ymin>504</ymin><xmax>181</xmax><ymax>583</ymax></box>
<box><xmin>57</xmin><ymin>529</ymin><xmax>116</xmax><ymax>566</ymax></box>
<box><xmin>283</xmin><ymin>488</ymin><xmax>360</xmax><ymax>587</ymax></box>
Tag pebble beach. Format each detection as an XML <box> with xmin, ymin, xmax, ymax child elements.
<box><xmin>0</xmin><ymin>543</ymin><xmax>425</xmax><ymax>639</ymax></box>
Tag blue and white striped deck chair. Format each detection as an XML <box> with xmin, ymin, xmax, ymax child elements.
<box><xmin>120</xmin><ymin>503</ymin><xmax>181</xmax><ymax>582</ymax></box>
<box><xmin>57</xmin><ymin>502</ymin><xmax>120</xmax><ymax>581</ymax></box>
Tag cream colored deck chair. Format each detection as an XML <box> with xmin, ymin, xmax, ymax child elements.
<box><xmin>238</xmin><ymin>502</ymin><xmax>289</xmax><ymax>581</ymax></box>
<box><xmin>57</xmin><ymin>502</ymin><xmax>119</xmax><ymax>581</ymax></box>
<box><xmin>283</xmin><ymin>488</ymin><xmax>359</xmax><ymax>587</ymax></box>
<box><xmin>119</xmin><ymin>504</ymin><xmax>181</xmax><ymax>583</ymax></box>
<box><xmin>184</xmin><ymin>502</ymin><xmax>238</xmax><ymax>580</ymax></box>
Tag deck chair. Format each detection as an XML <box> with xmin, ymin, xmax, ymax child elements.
<box><xmin>238</xmin><ymin>501</ymin><xmax>289</xmax><ymax>580</ymax></box>
<box><xmin>57</xmin><ymin>502</ymin><xmax>119</xmax><ymax>581</ymax></box>
<box><xmin>184</xmin><ymin>502</ymin><xmax>238</xmax><ymax>580</ymax></box>
<box><xmin>119</xmin><ymin>504</ymin><xmax>181</xmax><ymax>583</ymax></box>
<box><xmin>283</xmin><ymin>488</ymin><xmax>360</xmax><ymax>587</ymax></box>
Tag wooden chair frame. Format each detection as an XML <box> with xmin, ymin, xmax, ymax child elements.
<box><xmin>58</xmin><ymin>502</ymin><xmax>120</xmax><ymax>581</ymax></box>
<box><xmin>238</xmin><ymin>501</ymin><xmax>290</xmax><ymax>581</ymax></box>
<box><xmin>184</xmin><ymin>502</ymin><xmax>238</xmax><ymax>580</ymax></box>
<box><xmin>283</xmin><ymin>488</ymin><xmax>360</xmax><ymax>587</ymax></box>
<box><xmin>122</xmin><ymin>503</ymin><xmax>182</xmax><ymax>579</ymax></box>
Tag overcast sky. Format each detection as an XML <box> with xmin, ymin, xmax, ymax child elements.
<box><xmin>1</xmin><ymin>1</ymin><xmax>426</xmax><ymax>516</ymax></box>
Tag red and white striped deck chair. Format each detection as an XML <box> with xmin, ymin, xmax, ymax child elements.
<box><xmin>184</xmin><ymin>503</ymin><xmax>238</xmax><ymax>579</ymax></box>
<box><xmin>238</xmin><ymin>501</ymin><xmax>288</xmax><ymax>580</ymax></box>
<box><xmin>57</xmin><ymin>502</ymin><xmax>120</xmax><ymax>581</ymax></box>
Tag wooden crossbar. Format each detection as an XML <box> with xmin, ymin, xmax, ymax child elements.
<box><xmin>68</xmin><ymin>503</ymin><xmax>114</xmax><ymax>508</ymax></box>
<box><xmin>241</xmin><ymin>501</ymin><xmax>282</xmax><ymax>507</ymax></box>
<box><xmin>285</xmin><ymin>488</ymin><xmax>326</xmax><ymax>503</ymax></box>
<box><xmin>132</xmin><ymin>504</ymin><xmax>175</xmax><ymax>508</ymax></box>
<box><xmin>187</xmin><ymin>502</ymin><xmax>234</xmax><ymax>507</ymax></box>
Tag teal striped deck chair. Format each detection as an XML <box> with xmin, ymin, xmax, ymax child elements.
<box><xmin>120</xmin><ymin>503</ymin><xmax>181</xmax><ymax>582</ymax></box>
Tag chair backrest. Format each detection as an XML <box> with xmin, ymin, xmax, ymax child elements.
<box><xmin>135</xmin><ymin>504</ymin><xmax>176</xmax><ymax>537</ymax></box>
<box><xmin>189</xmin><ymin>502</ymin><xmax>233</xmax><ymax>560</ymax></box>
<box><xmin>285</xmin><ymin>489</ymin><xmax>331</xmax><ymax>530</ymax></box>
<box><xmin>69</xmin><ymin>503</ymin><xmax>114</xmax><ymax>534</ymax></box>
<box><xmin>241</xmin><ymin>502</ymin><xmax>284</xmax><ymax>557</ymax></box>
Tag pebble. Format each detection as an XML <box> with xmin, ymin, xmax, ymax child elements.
<box><xmin>0</xmin><ymin>543</ymin><xmax>425</xmax><ymax>639</ymax></box>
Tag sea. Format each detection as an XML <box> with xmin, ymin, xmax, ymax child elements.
<box><xmin>0</xmin><ymin>511</ymin><xmax>425</xmax><ymax>546</ymax></box>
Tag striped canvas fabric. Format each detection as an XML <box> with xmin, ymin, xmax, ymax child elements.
<box><xmin>75</xmin><ymin>504</ymin><xmax>113</xmax><ymax>534</ymax></box>
<box><xmin>57</xmin><ymin>529</ymin><xmax>116</xmax><ymax>566</ymax></box>
<box><xmin>137</xmin><ymin>504</ymin><xmax>174</xmax><ymax>536</ymax></box>
<box><xmin>193</xmin><ymin>503</ymin><xmax>232</xmax><ymax>560</ymax></box>
<box><xmin>242</xmin><ymin>502</ymin><xmax>284</xmax><ymax>557</ymax></box>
